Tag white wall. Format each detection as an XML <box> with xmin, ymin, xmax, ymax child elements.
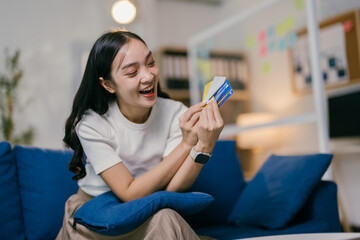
<box><xmin>0</xmin><ymin>0</ymin><xmax>221</xmax><ymax>149</ymax></box>
<box><xmin>0</xmin><ymin>0</ymin><xmax>119</xmax><ymax>149</ymax></box>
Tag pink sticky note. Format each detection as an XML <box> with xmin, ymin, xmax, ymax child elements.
<box><xmin>259</xmin><ymin>30</ymin><xmax>266</xmax><ymax>43</ymax></box>
<box><xmin>259</xmin><ymin>45</ymin><xmax>267</xmax><ymax>57</ymax></box>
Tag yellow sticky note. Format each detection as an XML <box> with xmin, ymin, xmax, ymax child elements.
<box><xmin>261</xmin><ymin>61</ymin><xmax>271</xmax><ymax>74</ymax></box>
<box><xmin>197</xmin><ymin>59</ymin><xmax>212</xmax><ymax>81</ymax></box>
<box><xmin>246</xmin><ymin>35</ymin><xmax>256</xmax><ymax>49</ymax></box>
<box><xmin>285</xmin><ymin>16</ymin><xmax>295</xmax><ymax>31</ymax></box>
<box><xmin>276</xmin><ymin>22</ymin><xmax>285</xmax><ymax>37</ymax></box>
<box><xmin>295</xmin><ymin>0</ymin><xmax>304</xmax><ymax>10</ymax></box>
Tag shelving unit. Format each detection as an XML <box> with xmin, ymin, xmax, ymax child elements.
<box><xmin>291</xmin><ymin>9</ymin><xmax>360</xmax><ymax>95</ymax></box>
<box><xmin>157</xmin><ymin>47</ymin><xmax>251</xmax><ymax>123</ymax></box>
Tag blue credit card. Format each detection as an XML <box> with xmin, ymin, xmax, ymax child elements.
<box><xmin>211</xmin><ymin>79</ymin><xmax>234</xmax><ymax>107</ymax></box>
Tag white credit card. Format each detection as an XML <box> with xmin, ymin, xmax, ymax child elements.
<box><xmin>202</xmin><ymin>76</ymin><xmax>233</xmax><ymax>107</ymax></box>
<box><xmin>203</xmin><ymin>76</ymin><xmax>227</xmax><ymax>102</ymax></box>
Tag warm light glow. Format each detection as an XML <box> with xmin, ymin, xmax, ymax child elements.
<box><xmin>111</xmin><ymin>0</ymin><xmax>137</xmax><ymax>25</ymax></box>
<box><xmin>236</xmin><ymin>113</ymin><xmax>277</xmax><ymax>149</ymax></box>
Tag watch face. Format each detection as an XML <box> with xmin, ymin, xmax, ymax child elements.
<box><xmin>195</xmin><ymin>154</ymin><xmax>210</xmax><ymax>164</ymax></box>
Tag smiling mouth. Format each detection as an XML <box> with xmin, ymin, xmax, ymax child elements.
<box><xmin>139</xmin><ymin>86</ymin><xmax>155</xmax><ymax>96</ymax></box>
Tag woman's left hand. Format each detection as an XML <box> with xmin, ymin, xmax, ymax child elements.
<box><xmin>179</xmin><ymin>101</ymin><xmax>205</xmax><ymax>147</ymax></box>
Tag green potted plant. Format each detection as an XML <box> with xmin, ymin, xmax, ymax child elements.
<box><xmin>0</xmin><ymin>49</ymin><xmax>35</xmax><ymax>145</ymax></box>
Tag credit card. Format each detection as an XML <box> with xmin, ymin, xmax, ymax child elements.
<box><xmin>202</xmin><ymin>76</ymin><xmax>233</xmax><ymax>107</ymax></box>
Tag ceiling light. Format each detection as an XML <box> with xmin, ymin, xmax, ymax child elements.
<box><xmin>111</xmin><ymin>0</ymin><xmax>137</xmax><ymax>25</ymax></box>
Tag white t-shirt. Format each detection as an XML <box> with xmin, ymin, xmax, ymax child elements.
<box><xmin>75</xmin><ymin>97</ymin><xmax>188</xmax><ymax>197</ymax></box>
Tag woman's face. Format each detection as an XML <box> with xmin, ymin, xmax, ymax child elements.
<box><xmin>107</xmin><ymin>39</ymin><xmax>159</xmax><ymax>120</ymax></box>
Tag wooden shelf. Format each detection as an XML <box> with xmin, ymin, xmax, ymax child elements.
<box><xmin>167</xmin><ymin>90</ymin><xmax>190</xmax><ymax>100</ymax></box>
<box><xmin>157</xmin><ymin>47</ymin><xmax>252</xmax><ymax>117</ymax></box>
<box><xmin>166</xmin><ymin>89</ymin><xmax>249</xmax><ymax>102</ymax></box>
<box><xmin>231</xmin><ymin>90</ymin><xmax>250</xmax><ymax>101</ymax></box>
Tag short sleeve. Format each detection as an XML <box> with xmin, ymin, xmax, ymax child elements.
<box><xmin>76</xmin><ymin>115</ymin><xmax>122</xmax><ymax>175</ymax></box>
<box><xmin>162</xmin><ymin>103</ymin><xmax>188</xmax><ymax>157</ymax></box>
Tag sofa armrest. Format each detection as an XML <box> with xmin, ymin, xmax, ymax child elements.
<box><xmin>290</xmin><ymin>180</ymin><xmax>341</xmax><ymax>232</ymax></box>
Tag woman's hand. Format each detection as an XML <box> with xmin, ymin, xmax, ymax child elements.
<box><xmin>179</xmin><ymin>101</ymin><xmax>205</xmax><ymax>147</ymax></box>
<box><xmin>196</xmin><ymin>99</ymin><xmax>224</xmax><ymax>153</ymax></box>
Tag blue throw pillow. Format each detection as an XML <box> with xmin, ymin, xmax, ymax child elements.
<box><xmin>74</xmin><ymin>191</ymin><xmax>214</xmax><ymax>236</ymax></box>
<box><xmin>15</xmin><ymin>145</ymin><xmax>78</xmax><ymax>240</ymax></box>
<box><xmin>186</xmin><ymin>140</ymin><xmax>245</xmax><ymax>227</ymax></box>
<box><xmin>227</xmin><ymin>153</ymin><xmax>332</xmax><ymax>229</ymax></box>
<box><xmin>0</xmin><ymin>142</ymin><xmax>25</xmax><ymax>239</ymax></box>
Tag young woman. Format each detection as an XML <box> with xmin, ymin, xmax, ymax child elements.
<box><xmin>57</xmin><ymin>30</ymin><xmax>223</xmax><ymax>240</ymax></box>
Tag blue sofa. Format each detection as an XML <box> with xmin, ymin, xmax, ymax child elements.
<box><xmin>0</xmin><ymin>140</ymin><xmax>341</xmax><ymax>240</ymax></box>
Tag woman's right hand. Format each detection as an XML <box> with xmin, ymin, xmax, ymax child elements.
<box><xmin>196</xmin><ymin>99</ymin><xmax>224</xmax><ymax>153</ymax></box>
<box><xmin>179</xmin><ymin>101</ymin><xmax>205</xmax><ymax>147</ymax></box>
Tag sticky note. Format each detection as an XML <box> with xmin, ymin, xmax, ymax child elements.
<box><xmin>288</xmin><ymin>32</ymin><xmax>297</xmax><ymax>47</ymax></box>
<box><xmin>259</xmin><ymin>30</ymin><xmax>266</xmax><ymax>43</ymax></box>
<box><xmin>267</xmin><ymin>25</ymin><xmax>275</xmax><ymax>38</ymax></box>
<box><xmin>285</xmin><ymin>16</ymin><xmax>295</xmax><ymax>31</ymax></box>
<box><xmin>197</xmin><ymin>59</ymin><xmax>212</xmax><ymax>81</ymax></box>
<box><xmin>261</xmin><ymin>61</ymin><xmax>271</xmax><ymax>74</ymax></box>
<box><xmin>259</xmin><ymin>45</ymin><xmax>267</xmax><ymax>57</ymax></box>
<box><xmin>246</xmin><ymin>35</ymin><xmax>256</xmax><ymax>49</ymax></box>
<box><xmin>295</xmin><ymin>0</ymin><xmax>304</xmax><ymax>10</ymax></box>
<box><xmin>268</xmin><ymin>41</ymin><xmax>275</xmax><ymax>53</ymax></box>
<box><xmin>279</xmin><ymin>38</ymin><xmax>286</xmax><ymax>51</ymax></box>
<box><xmin>276</xmin><ymin>22</ymin><xmax>286</xmax><ymax>37</ymax></box>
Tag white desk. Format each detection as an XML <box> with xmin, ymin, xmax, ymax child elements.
<box><xmin>240</xmin><ymin>233</ymin><xmax>360</xmax><ymax>240</ymax></box>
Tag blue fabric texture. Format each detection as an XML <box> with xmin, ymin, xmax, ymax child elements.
<box><xmin>290</xmin><ymin>181</ymin><xmax>341</xmax><ymax>232</ymax></box>
<box><xmin>186</xmin><ymin>140</ymin><xmax>246</xmax><ymax>227</ymax></box>
<box><xmin>227</xmin><ymin>153</ymin><xmax>332</xmax><ymax>230</ymax></box>
<box><xmin>15</xmin><ymin>145</ymin><xmax>78</xmax><ymax>240</ymax></box>
<box><xmin>74</xmin><ymin>191</ymin><xmax>214</xmax><ymax>236</ymax></box>
<box><xmin>0</xmin><ymin>142</ymin><xmax>25</xmax><ymax>240</ymax></box>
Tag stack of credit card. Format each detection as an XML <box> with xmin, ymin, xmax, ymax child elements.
<box><xmin>202</xmin><ymin>76</ymin><xmax>233</xmax><ymax>107</ymax></box>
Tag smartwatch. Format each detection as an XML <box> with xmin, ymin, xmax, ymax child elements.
<box><xmin>190</xmin><ymin>146</ymin><xmax>211</xmax><ymax>164</ymax></box>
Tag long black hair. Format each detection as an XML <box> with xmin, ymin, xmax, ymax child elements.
<box><xmin>63</xmin><ymin>30</ymin><xmax>169</xmax><ymax>181</ymax></box>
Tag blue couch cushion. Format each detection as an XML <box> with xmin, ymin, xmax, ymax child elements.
<box><xmin>186</xmin><ymin>140</ymin><xmax>246</xmax><ymax>227</ymax></box>
<box><xmin>227</xmin><ymin>153</ymin><xmax>332</xmax><ymax>229</ymax></box>
<box><xmin>290</xmin><ymin>181</ymin><xmax>341</xmax><ymax>232</ymax></box>
<box><xmin>0</xmin><ymin>142</ymin><xmax>25</xmax><ymax>239</ymax></box>
<box><xmin>15</xmin><ymin>145</ymin><xmax>78</xmax><ymax>240</ymax></box>
<box><xmin>74</xmin><ymin>190</ymin><xmax>213</xmax><ymax>236</ymax></box>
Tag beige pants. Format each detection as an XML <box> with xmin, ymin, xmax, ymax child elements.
<box><xmin>56</xmin><ymin>189</ymin><xmax>214</xmax><ymax>240</ymax></box>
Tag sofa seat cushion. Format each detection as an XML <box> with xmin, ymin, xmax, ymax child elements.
<box><xmin>15</xmin><ymin>145</ymin><xmax>78</xmax><ymax>240</ymax></box>
<box><xmin>74</xmin><ymin>190</ymin><xmax>214</xmax><ymax>236</ymax></box>
<box><xmin>227</xmin><ymin>153</ymin><xmax>332</xmax><ymax>230</ymax></box>
<box><xmin>186</xmin><ymin>140</ymin><xmax>245</xmax><ymax>227</ymax></box>
<box><xmin>0</xmin><ymin>142</ymin><xmax>25</xmax><ymax>239</ymax></box>
<box><xmin>195</xmin><ymin>220</ymin><xmax>330</xmax><ymax>240</ymax></box>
